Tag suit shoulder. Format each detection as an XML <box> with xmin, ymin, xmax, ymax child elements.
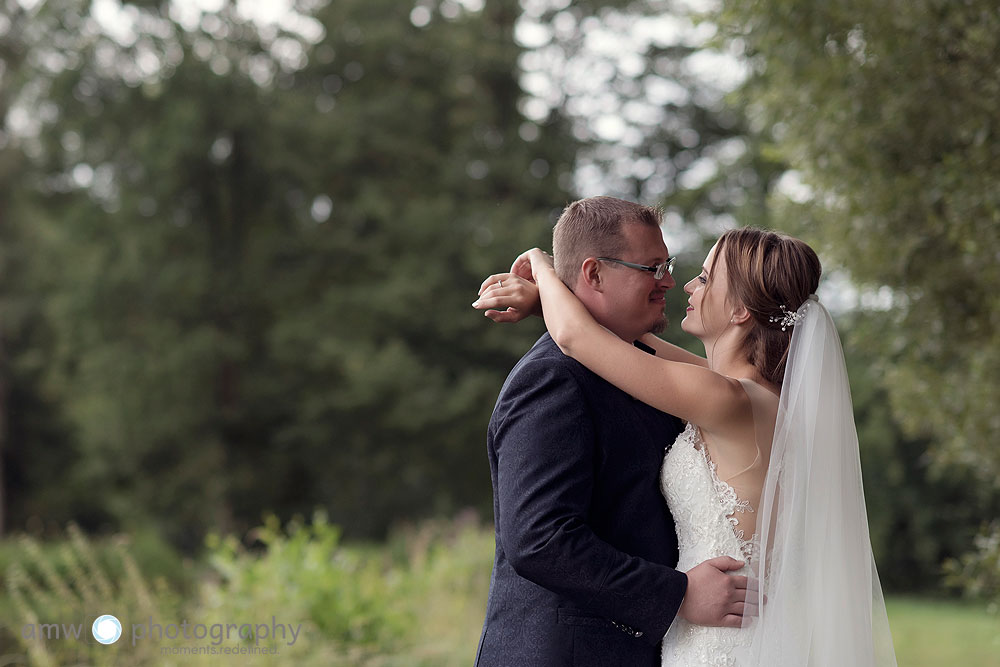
<box><xmin>505</xmin><ymin>334</ymin><xmax>585</xmax><ymax>387</ymax></box>
<box><xmin>489</xmin><ymin>337</ymin><xmax>595</xmax><ymax>441</ymax></box>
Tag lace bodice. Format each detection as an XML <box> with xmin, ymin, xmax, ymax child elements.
<box><xmin>662</xmin><ymin>423</ymin><xmax>758</xmax><ymax>570</ymax></box>
<box><xmin>660</xmin><ymin>422</ymin><xmax>759</xmax><ymax>666</ymax></box>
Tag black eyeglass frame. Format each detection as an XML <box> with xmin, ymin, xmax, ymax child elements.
<box><xmin>596</xmin><ymin>256</ymin><xmax>676</xmax><ymax>280</ymax></box>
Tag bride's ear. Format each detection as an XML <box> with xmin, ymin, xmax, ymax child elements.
<box><xmin>581</xmin><ymin>257</ymin><xmax>604</xmax><ymax>292</ymax></box>
<box><xmin>730</xmin><ymin>303</ymin><xmax>752</xmax><ymax>325</ymax></box>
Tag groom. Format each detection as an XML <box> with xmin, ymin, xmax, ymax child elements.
<box><xmin>474</xmin><ymin>197</ymin><xmax>745</xmax><ymax>666</ymax></box>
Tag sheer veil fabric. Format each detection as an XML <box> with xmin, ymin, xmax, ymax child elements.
<box><xmin>737</xmin><ymin>296</ymin><xmax>898</xmax><ymax>666</ymax></box>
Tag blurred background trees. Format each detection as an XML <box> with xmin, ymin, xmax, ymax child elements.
<box><xmin>714</xmin><ymin>0</ymin><xmax>1000</xmax><ymax>596</ymax></box>
<box><xmin>0</xmin><ymin>0</ymin><xmax>996</xmax><ymax>602</ymax></box>
<box><xmin>0</xmin><ymin>0</ymin><xmax>573</xmax><ymax>547</ymax></box>
<box><xmin>718</xmin><ymin>0</ymin><xmax>1000</xmax><ymax>479</ymax></box>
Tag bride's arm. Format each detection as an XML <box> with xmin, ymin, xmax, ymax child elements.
<box><xmin>473</xmin><ymin>268</ymin><xmax>708</xmax><ymax>367</ymax></box>
<box><xmin>527</xmin><ymin>250</ymin><xmax>742</xmax><ymax>430</ymax></box>
<box><xmin>637</xmin><ymin>334</ymin><xmax>709</xmax><ymax>368</ymax></box>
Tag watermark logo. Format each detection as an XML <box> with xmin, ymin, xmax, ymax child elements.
<box><xmin>23</xmin><ymin>613</ymin><xmax>299</xmax><ymax>655</ymax></box>
<box><xmin>91</xmin><ymin>615</ymin><xmax>122</xmax><ymax>645</ymax></box>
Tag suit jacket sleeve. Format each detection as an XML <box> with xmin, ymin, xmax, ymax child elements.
<box><xmin>492</xmin><ymin>355</ymin><xmax>687</xmax><ymax>643</ymax></box>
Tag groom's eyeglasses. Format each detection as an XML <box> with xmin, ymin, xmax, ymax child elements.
<box><xmin>596</xmin><ymin>256</ymin><xmax>676</xmax><ymax>280</ymax></box>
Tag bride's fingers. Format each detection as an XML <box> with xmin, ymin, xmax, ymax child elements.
<box><xmin>485</xmin><ymin>307</ymin><xmax>528</xmax><ymax>323</ymax></box>
<box><xmin>474</xmin><ymin>286</ymin><xmax>535</xmax><ymax>325</ymax></box>
<box><xmin>478</xmin><ymin>272</ymin><xmax>525</xmax><ymax>296</ymax></box>
<box><xmin>472</xmin><ymin>293</ymin><xmax>503</xmax><ymax>310</ymax></box>
<box><xmin>479</xmin><ymin>273</ymin><xmax>509</xmax><ymax>296</ymax></box>
<box><xmin>511</xmin><ymin>256</ymin><xmax>533</xmax><ymax>281</ymax></box>
<box><xmin>473</xmin><ymin>289</ymin><xmax>523</xmax><ymax>312</ymax></box>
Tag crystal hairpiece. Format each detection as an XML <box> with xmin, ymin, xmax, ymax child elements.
<box><xmin>769</xmin><ymin>302</ymin><xmax>809</xmax><ymax>331</ymax></box>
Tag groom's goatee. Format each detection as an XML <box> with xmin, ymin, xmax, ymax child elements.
<box><xmin>651</xmin><ymin>316</ymin><xmax>667</xmax><ymax>335</ymax></box>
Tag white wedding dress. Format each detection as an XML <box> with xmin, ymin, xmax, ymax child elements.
<box><xmin>657</xmin><ymin>297</ymin><xmax>897</xmax><ymax>667</ymax></box>
<box><xmin>659</xmin><ymin>421</ymin><xmax>759</xmax><ymax>667</ymax></box>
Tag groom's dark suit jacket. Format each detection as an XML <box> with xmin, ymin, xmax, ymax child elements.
<box><xmin>475</xmin><ymin>333</ymin><xmax>687</xmax><ymax>667</ymax></box>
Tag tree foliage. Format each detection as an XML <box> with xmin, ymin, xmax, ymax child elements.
<box><xmin>846</xmin><ymin>323</ymin><xmax>1000</xmax><ymax>591</ymax></box>
<box><xmin>521</xmin><ymin>0</ymin><xmax>786</xmax><ymax>235</ymax></box>
<box><xmin>1</xmin><ymin>0</ymin><xmax>992</xmax><ymax>601</ymax></box>
<box><xmin>0</xmin><ymin>0</ymin><xmax>570</xmax><ymax>545</ymax></box>
<box><xmin>716</xmin><ymin>0</ymin><xmax>1000</xmax><ymax>478</ymax></box>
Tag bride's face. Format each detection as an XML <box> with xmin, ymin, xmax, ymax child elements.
<box><xmin>681</xmin><ymin>242</ymin><xmax>733</xmax><ymax>339</ymax></box>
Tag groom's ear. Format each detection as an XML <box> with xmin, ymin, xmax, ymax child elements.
<box><xmin>580</xmin><ymin>257</ymin><xmax>604</xmax><ymax>292</ymax></box>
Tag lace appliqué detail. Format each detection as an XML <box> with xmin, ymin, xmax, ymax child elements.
<box><xmin>694</xmin><ymin>434</ymin><xmax>759</xmax><ymax>565</ymax></box>
<box><xmin>659</xmin><ymin>423</ymin><xmax>760</xmax><ymax>667</ymax></box>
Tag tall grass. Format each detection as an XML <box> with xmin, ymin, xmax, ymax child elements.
<box><xmin>1</xmin><ymin>516</ymin><xmax>994</xmax><ymax>665</ymax></box>
<box><xmin>0</xmin><ymin>513</ymin><xmax>492</xmax><ymax>666</ymax></box>
<box><xmin>2</xmin><ymin>524</ymin><xmax>184</xmax><ymax>666</ymax></box>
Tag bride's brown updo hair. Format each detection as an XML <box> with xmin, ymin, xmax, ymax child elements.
<box><xmin>712</xmin><ymin>227</ymin><xmax>822</xmax><ymax>385</ymax></box>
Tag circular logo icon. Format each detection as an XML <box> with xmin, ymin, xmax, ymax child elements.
<box><xmin>92</xmin><ymin>614</ymin><xmax>122</xmax><ymax>645</ymax></box>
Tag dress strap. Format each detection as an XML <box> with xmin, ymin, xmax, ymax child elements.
<box><xmin>724</xmin><ymin>378</ymin><xmax>776</xmax><ymax>484</ymax></box>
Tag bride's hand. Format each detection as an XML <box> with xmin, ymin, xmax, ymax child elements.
<box><xmin>473</xmin><ymin>273</ymin><xmax>541</xmax><ymax>323</ymax></box>
<box><xmin>511</xmin><ymin>248</ymin><xmax>554</xmax><ymax>283</ymax></box>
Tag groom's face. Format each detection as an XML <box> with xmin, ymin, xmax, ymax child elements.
<box><xmin>599</xmin><ymin>222</ymin><xmax>675</xmax><ymax>339</ymax></box>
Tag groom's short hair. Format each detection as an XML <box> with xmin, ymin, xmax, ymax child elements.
<box><xmin>552</xmin><ymin>196</ymin><xmax>663</xmax><ymax>287</ymax></box>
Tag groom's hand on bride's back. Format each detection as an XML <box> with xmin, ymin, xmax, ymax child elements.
<box><xmin>678</xmin><ymin>556</ymin><xmax>748</xmax><ymax>628</ymax></box>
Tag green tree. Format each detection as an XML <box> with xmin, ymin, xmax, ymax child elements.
<box><xmin>716</xmin><ymin>0</ymin><xmax>1000</xmax><ymax>478</ymax></box>
<box><xmin>0</xmin><ymin>0</ymin><xmax>87</xmax><ymax>537</ymax></box>
<box><xmin>846</xmin><ymin>319</ymin><xmax>1000</xmax><ymax>592</ymax></box>
<box><xmin>0</xmin><ymin>0</ymin><xmax>574</xmax><ymax>546</ymax></box>
<box><xmin>715</xmin><ymin>0</ymin><xmax>1000</xmax><ymax>601</ymax></box>
<box><xmin>253</xmin><ymin>0</ymin><xmax>571</xmax><ymax>537</ymax></box>
<box><xmin>519</xmin><ymin>0</ymin><xmax>785</xmax><ymax>234</ymax></box>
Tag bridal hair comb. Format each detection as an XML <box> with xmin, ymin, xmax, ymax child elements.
<box><xmin>769</xmin><ymin>301</ymin><xmax>810</xmax><ymax>331</ymax></box>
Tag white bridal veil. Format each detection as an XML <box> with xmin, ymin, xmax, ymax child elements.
<box><xmin>738</xmin><ymin>296</ymin><xmax>898</xmax><ymax>666</ymax></box>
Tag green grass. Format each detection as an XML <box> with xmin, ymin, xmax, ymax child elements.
<box><xmin>887</xmin><ymin>596</ymin><xmax>1000</xmax><ymax>667</ymax></box>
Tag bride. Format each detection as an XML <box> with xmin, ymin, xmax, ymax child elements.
<box><xmin>474</xmin><ymin>227</ymin><xmax>897</xmax><ymax>666</ymax></box>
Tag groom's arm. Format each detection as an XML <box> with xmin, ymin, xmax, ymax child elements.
<box><xmin>492</xmin><ymin>356</ymin><xmax>687</xmax><ymax>644</ymax></box>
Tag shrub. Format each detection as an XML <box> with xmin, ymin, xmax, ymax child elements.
<box><xmin>0</xmin><ymin>513</ymin><xmax>494</xmax><ymax>665</ymax></box>
<box><xmin>944</xmin><ymin>520</ymin><xmax>1000</xmax><ymax>613</ymax></box>
<box><xmin>2</xmin><ymin>524</ymin><xmax>182</xmax><ymax>666</ymax></box>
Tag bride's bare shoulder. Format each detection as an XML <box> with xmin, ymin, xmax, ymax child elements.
<box><xmin>735</xmin><ymin>377</ymin><xmax>780</xmax><ymax>418</ymax></box>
